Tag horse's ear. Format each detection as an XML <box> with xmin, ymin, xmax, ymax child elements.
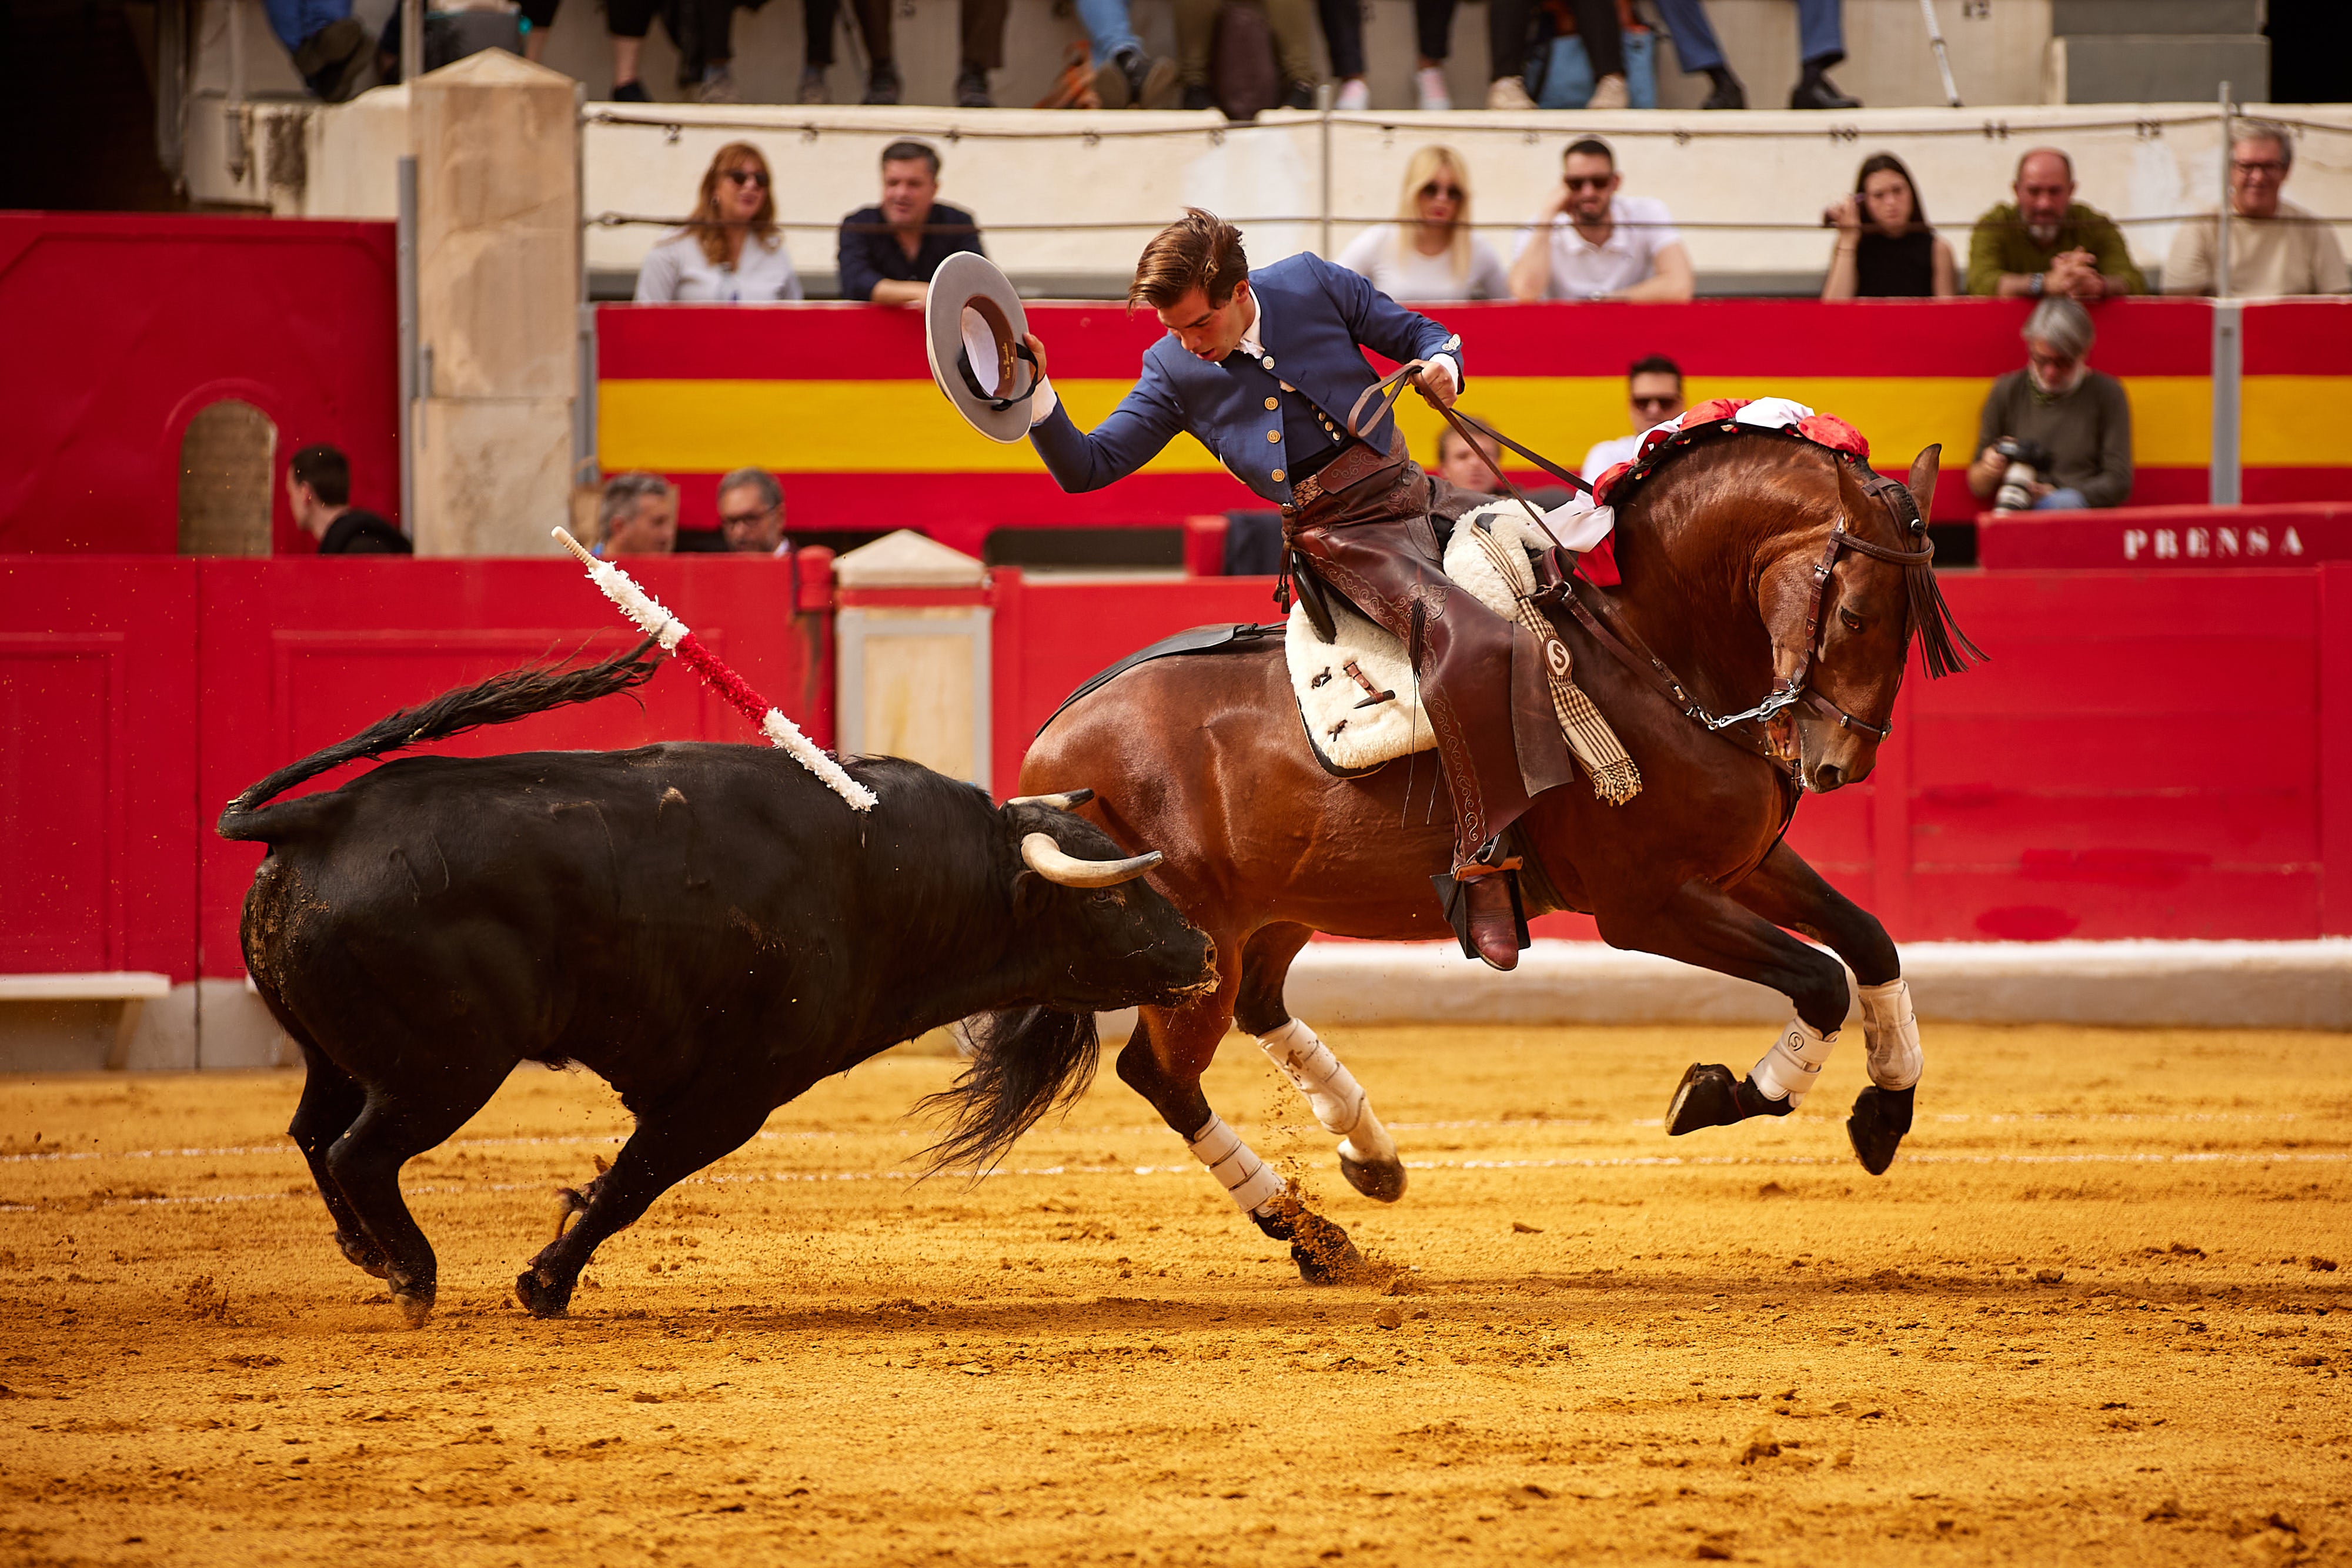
<box><xmin>1904</xmin><ymin>444</ymin><xmax>1943</xmax><ymax>523</ymax></box>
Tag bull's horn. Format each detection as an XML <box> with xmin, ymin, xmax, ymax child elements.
<box><xmin>1007</xmin><ymin>788</ymin><xmax>1095</xmax><ymax>811</ymax></box>
<box><xmin>1020</xmin><ymin>831</ymin><xmax>1161</xmax><ymax>888</ymax></box>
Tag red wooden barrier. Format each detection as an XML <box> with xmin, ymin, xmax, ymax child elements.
<box><xmin>0</xmin><ymin>215</ymin><xmax>400</xmax><ymax>556</ymax></box>
<box><xmin>0</xmin><ymin>557</ymin><xmax>821</xmax><ymax>981</ymax></box>
<box><xmin>987</xmin><ymin>567</ymin><xmax>2346</xmax><ymax>945</ymax></box>
<box><xmin>1977</xmin><ymin>503</ymin><xmax>2352</xmax><ymax>570</ymax></box>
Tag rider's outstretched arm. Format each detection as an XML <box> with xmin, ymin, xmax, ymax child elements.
<box><xmin>1027</xmin><ymin>349</ymin><xmax>1189</xmax><ymax>494</ymax></box>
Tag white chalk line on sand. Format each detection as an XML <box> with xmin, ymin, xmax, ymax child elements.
<box><xmin>4</xmin><ymin>1149</ymin><xmax>2343</xmax><ymax>1215</ymax></box>
<box><xmin>0</xmin><ymin>1110</ymin><xmax>2310</xmax><ymax>1169</ymax></box>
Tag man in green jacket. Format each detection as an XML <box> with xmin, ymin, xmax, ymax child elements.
<box><xmin>1966</xmin><ymin>147</ymin><xmax>2146</xmax><ymax>299</ymax></box>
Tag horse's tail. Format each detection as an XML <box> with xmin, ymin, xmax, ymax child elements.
<box><xmin>216</xmin><ymin>636</ymin><xmax>663</xmax><ymax>842</ymax></box>
<box><xmin>915</xmin><ymin>1007</ymin><xmax>1102</xmax><ymax>1176</ymax></box>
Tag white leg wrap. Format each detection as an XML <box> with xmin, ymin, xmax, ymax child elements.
<box><xmin>1187</xmin><ymin>1114</ymin><xmax>1285</xmax><ymax>1215</ymax></box>
<box><xmin>1858</xmin><ymin>978</ymin><xmax>1923</xmax><ymax>1091</ymax></box>
<box><xmin>1749</xmin><ymin>1018</ymin><xmax>1839</xmax><ymax>1108</ymax></box>
<box><xmin>1257</xmin><ymin>1019</ymin><xmax>1399</xmax><ymax>1167</ymax></box>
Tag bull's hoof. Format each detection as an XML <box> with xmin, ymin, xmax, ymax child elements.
<box><xmin>333</xmin><ymin>1229</ymin><xmax>390</xmax><ymax>1279</ymax></box>
<box><xmin>1339</xmin><ymin>1151</ymin><xmax>1408</xmax><ymax>1204</ymax></box>
<box><xmin>1846</xmin><ymin>1084</ymin><xmax>1915</xmax><ymax>1176</ymax></box>
<box><xmin>1665</xmin><ymin>1063</ymin><xmax>1789</xmax><ymax>1135</ymax></box>
<box><xmin>390</xmin><ymin>1286</ymin><xmax>435</xmax><ymax>1329</ymax></box>
<box><xmin>513</xmin><ymin>1266</ymin><xmax>574</xmax><ymax>1319</ymax></box>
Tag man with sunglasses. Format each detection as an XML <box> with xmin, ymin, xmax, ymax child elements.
<box><xmin>1579</xmin><ymin>355</ymin><xmax>1686</xmax><ymax>481</ymax></box>
<box><xmin>715</xmin><ymin>467</ymin><xmax>790</xmax><ymax>556</ymax></box>
<box><xmin>2164</xmin><ymin>120</ymin><xmax>2348</xmax><ymax>299</ymax></box>
<box><xmin>1508</xmin><ymin>138</ymin><xmax>1693</xmax><ymax>305</ymax></box>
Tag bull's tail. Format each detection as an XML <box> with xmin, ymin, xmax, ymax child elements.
<box><xmin>216</xmin><ymin>637</ymin><xmax>662</xmax><ymax>842</ymax></box>
<box><xmin>916</xmin><ymin>1007</ymin><xmax>1102</xmax><ymax>1175</ymax></box>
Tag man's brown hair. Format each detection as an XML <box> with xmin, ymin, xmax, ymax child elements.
<box><xmin>1129</xmin><ymin>209</ymin><xmax>1248</xmax><ymax>313</ymax></box>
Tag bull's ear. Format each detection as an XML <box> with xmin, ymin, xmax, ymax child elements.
<box><xmin>1905</xmin><ymin>444</ymin><xmax>1943</xmax><ymax>523</ymax></box>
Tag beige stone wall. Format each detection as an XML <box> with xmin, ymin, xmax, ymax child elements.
<box><xmin>411</xmin><ymin>50</ymin><xmax>579</xmax><ymax>556</ymax></box>
<box><xmin>177</xmin><ymin>399</ymin><xmax>276</xmax><ymax>556</ymax></box>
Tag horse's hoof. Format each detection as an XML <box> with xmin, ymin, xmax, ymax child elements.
<box><xmin>390</xmin><ymin>1286</ymin><xmax>435</xmax><ymax>1329</ymax></box>
<box><xmin>1339</xmin><ymin>1152</ymin><xmax>1408</xmax><ymax>1204</ymax></box>
<box><xmin>1846</xmin><ymin>1084</ymin><xmax>1915</xmax><ymax>1176</ymax></box>
<box><xmin>1666</xmin><ymin>1063</ymin><xmax>1790</xmax><ymax>1135</ymax></box>
<box><xmin>333</xmin><ymin>1229</ymin><xmax>390</xmax><ymax>1279</ymax></box>
<box><xmin>1288</xmin><ymin>1212</ymin><xmax>1366</xmax><ymax>1286</ymax></box>
<box><xmin>513</xmin><ymin>1267</ymin><xmax>574</xmax><ymax>1319</ymax></box>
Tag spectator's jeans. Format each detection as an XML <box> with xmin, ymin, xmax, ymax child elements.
<box><xmin>1175</xmin><ymin>0</ymin><xmax>1314</xmax><ymax>87</ymax></box>
<box><xmin>1077</xmin><ymin>0</ymin><xmax>1141</xmax><ymax>62</ymax></box>
<box><xmin>1413</xmin><ymin>0</ymin><xmax>1606</xmax><ymax>80</ymax></box>
<box><xmin>2032</xmin><ymin>487</ymin><xmax>2089</xmax><ymax>511</ymax></box>
<box><xmin>1652</xmin><ymin>0</ymin><xmax>1843</xmax><ymax>72</ymax></box>
<box><xmin>1317</xmin><ymin>0</ymin><xmax>1364</xmax><ymax>78</ymax></box>
<box><xmin>263</xmin><ymin>0</ymin><xmax>350</xmax><ymax>54</ymax></box>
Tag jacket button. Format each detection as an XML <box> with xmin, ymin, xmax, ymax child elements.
<box><xmin>1264</xmin><ymin>396</ymin><xmax>1278</xmax><ymax>410</ymax></box>
<box><xmin>1262</xmin><ymin>356</ymin><xmax>1275</xmax><ymax>370</ymax></box>
<box><xmin>1267</xmin><ymin>429</ymin><xmax>1281</xmax><ymax>442</ymax></box>
<box><xmin>1271</xmin><ymin>468</ymin><xmax>1285</xmax><ymax>483</ymax></box>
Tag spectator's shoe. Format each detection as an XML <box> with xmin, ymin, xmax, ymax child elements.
<box><xmin>1180</xmin><ymin>82</ymin><xmax>1215</xmax><ymax>112</ymax></box>
<box><xmin>1414</xmin><ymin>65</ymin><xmax>1450</xmax><ymax>111</ymax></box>
<box><xmin>1699</xmin><ymin>66</ymin><xmax>1745</xmax><ymax>109</ymax></box>
<box><xmin>293</xmin><ymin>16</ymin><xmax>371</xmax><ymax>102</ymax></box>
<box><xmin>1484</xmin><ymin>74</ymin><xmax>1535</xmax><ymax>111</ymax></box>
<box><xmin>956</xmin><ymin>65</ymin><xmax>994</xmax><ymax>108</ymax></box>
<box><xmin>1334</xmin><ymin>77</ymin><xmax>1368</xmax><ymax>111</ymax></box>
<box><xmin>697</xmin><ymin>65</ymin><xmax>738</xmax><ymax>103</ymax></box>
<box><xmin>1282</xmin><ymin>79</ymin><xmax>1317</xmax><ymax>110</ymax></box>
<box><xmin>798</xmin><ymin>65</ymin><xmax>830</xmax><ymax>104</ymax></box>
<box><xmin>862</xmin><ymin>62</ymin><xmax>901</xmax><ymax>105</ymax></box>
<box><xmin>1789</xmin><ymin>63</ymin><xmax>1859</xmax><ymax>110</ymax></box>
<box><xmin>1585</xmin><ymin>71</ymin><xmax>1629</xmax><ymax>109</ymax></box>
<box><xmin>612</xmin><ymin>78</ymin><xmax>652</xmax><ymax>102</ymax></box>
<box><xmin>1095</xmin><ymin>47</ymin><xmax>1177</xmax><ymax>109</ymax></box>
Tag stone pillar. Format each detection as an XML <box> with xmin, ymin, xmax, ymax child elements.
<box><xmin>410</xmin><ymin>50</ymin><xmax>577</xmax><ymax>556</ymax></box>
<box><xmin>833</xmin><ymin>531</ymin><xmax>993</xmax><ymax>791</ymax></box>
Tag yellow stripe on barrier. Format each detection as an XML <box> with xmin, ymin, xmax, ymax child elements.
<box><xmin>2241</xmin><ymin>376</ymin><xmax>2352</xmax><ymax>468</ymax></box>
<box><xmin>600</xmin><ymin>374</ymin><xmax>2221</xmax><ymax>476</ymax></box>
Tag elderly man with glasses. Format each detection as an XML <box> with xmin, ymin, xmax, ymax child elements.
<box><xmin>1508</xmin><ymin>137</ymin><xmax>1694</xmax><ymax>304</ymax></box>
<box><xmin>2164</xmin><ymin>121</ymin><xmax>2350</xmax><ymax>299</ymax></box>
<box><xmin>1965</xmin><ymin>297</ymin><xmax>2132</xmax><ymax>513</ymax></box>
<box><xmin>715</xmin><ymin>467</ymin><xmax>791</xmax><ymax>557</ymax></box>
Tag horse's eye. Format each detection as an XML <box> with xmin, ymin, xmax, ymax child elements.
<box><xmin>1839</xmin><ymin>609</ymin><xmax>1865</xmax><ymax>632</ymax></box>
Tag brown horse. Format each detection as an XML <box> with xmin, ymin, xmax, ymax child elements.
<box><xmin>964</xmin><ymin>433</ymin><xmax>1967</xmax><ymax>1279</ymax></box>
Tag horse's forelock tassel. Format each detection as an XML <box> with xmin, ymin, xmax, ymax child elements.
<box><xmin>553</xmin><ymin>527</ymin><xmax>877</xmax><ymax>812</ymax></box>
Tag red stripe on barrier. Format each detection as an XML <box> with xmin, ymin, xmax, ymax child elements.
<box><xmin>2243</xmin><ymin>299</ymin><xmax>2352</xmax><ymax>376</ymax></box>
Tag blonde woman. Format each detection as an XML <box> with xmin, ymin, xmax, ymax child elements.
<box><xmin>635</xmin><ymin>143</ymin><xmax>804</xmax><ymax>303</ymax></box>
<box><xmin>1335</xmin><ymin>146</ymin><xmax>1511</xmax><ymax>302</ymax></box>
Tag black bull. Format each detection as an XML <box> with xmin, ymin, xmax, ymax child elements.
<box><xmin>220</xmin><ymin>643</ymin><xmax>1215</xmax><ymax>1325</ymax></box>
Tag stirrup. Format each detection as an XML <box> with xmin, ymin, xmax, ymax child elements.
<box><xmin>1431</xmin><ymin>868</ymin><xmax>1529</xmax><ymax>962</ymax></box>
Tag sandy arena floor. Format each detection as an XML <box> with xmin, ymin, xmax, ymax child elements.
<box><xmin>1</xmin><ymin>1022</ymin><xmax>2346</xmax><ymax>1567</ymax></box>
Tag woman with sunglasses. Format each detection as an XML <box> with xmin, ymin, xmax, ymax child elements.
<box><xmin>1820</xmin><ymin>152</ymin><xmax>1955</xmax><ymax>300</ymax></box>
<box><xmin>1334</xmin><ymin>146</ymin><xmax>1511</xmax><ymax>302</ymax></box>
<box><xmin>635</xmin><ymin>143</ymin><xmax>804</xmax><ymax>304</ymax></box>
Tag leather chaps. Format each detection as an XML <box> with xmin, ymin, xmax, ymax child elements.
<box><xmin>1284</xmin><ymin>445</ymin><xmax>1573</xmax><ymax>874</ymax></box>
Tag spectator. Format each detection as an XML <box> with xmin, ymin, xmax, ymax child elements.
<box><xmin>1651</xmin><ymin>0</ymin><xmax>1856</xmax><ymax>109</ymax></box>
<box><xmin>1075</xmin><ymin>0</ymin><xmax>1178</xmax><ymax>108</ymax></box>
<box><xmin>514</xmin><ymin>0</ymin><xmax>704</xmax><ymax>101</ymax></box>
<box><xmin>1435</xmin><ymin>424</ymin><xmax>1504</xmax><ymax>491</ymax></box>
<box><xmin>1966</xmin><ymin>297</ymin><xmax>2131</xmax><ymax>511</ymax></box>
<box><xmin>814</xmin><ymin>0</ymin><xmax>1004</xmax><ymax>105</ymax></box>
<box><xmin>838</xmin><ymin>142</ymin><xmax>986</xmax><ymax>306</ymax></box>
<box><xmin>288</xmin><ymin>444</ymin><xmax>410</xmax><ymax>554</ymax></box>
<box><xmin>1335</xmin><ymin>146</ymin><xmax>1512</xmax><ymax>302</ymax></box>
<box><xmin>636</xmin><ymin>144</ymin><xmax>803</xmax><ymax>303</ymax></box>
<box><xmin>1509</xmin><ymin>136</ymin><xmax>1693</xmax><ymax>303</ymax></box>
<box><xmin>1412</xmin><ymin>0</ymin><xmax>1625</xmax><ymax>111</ymax></box>
<box><xmin>1966</xmin><ymin>148</ymin><xmax>2146</xmax><ymax>300</ymax></box>
<box><xmin>1174</xmin><ymin>0</ymin><xmax>1317</xmax><ymax>111</ymax></box>
<box><xmin>716</xmin><ymin>467</ymin><xmax>790</xmax><ymax>556</ymax></box>
<box><xmin>1579</xmin><ymin>355</ymin><xmax>1686</xmax><ymax>478</ymax></box>
<box><xmin>266</xmin><ymin>0</ymin><xmax>370</xmax><ymax>101</ymax></box>
<box><xmin>596</xmin><ymin>472</ymin><xmax>679</xmax><ymax>557</ymax></box>
<box><xmin>1315</xmin><ymin>0</ymin><xmax>1368</xmax><ymax>110</ymax></box>
<box><xmin>1821</xmin><ymin>152</ymin><xmax>1956</xmax><ymax>299</ymax></box>
<box><xmin>2164</xmin><ymin>120</ymin><xmax>2350</xmax><ymax>298</ymax></box>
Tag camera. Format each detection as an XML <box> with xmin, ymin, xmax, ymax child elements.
<box><xmin>1990</xmin><ymin>436</ymin><xmax>2055</xmax><ymax>513</ymax></box>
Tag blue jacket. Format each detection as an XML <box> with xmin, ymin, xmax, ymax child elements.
<box><xmin>1028</xmin><ymin>252</ymin><xmax>1458</xmax><ymax>509</ymax></box>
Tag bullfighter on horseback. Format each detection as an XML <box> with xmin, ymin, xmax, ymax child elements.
<box><xmin>1012</xmin><ymin>209</ymin><xmax>1557</xmax><ymax>971</ymax></box>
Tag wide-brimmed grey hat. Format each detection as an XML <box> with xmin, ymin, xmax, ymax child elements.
<box><xmin>925</xmin><ymin>252</ymin><xmax>1041</xmax><ymax>444</ymax></box>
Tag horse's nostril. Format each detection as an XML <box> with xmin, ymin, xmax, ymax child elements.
<box><xmin>1815</xmin><ymin>764</ymin><xmax>1844</xmax><ymax>791</ymax></box>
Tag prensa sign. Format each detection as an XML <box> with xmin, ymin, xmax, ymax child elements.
<box><xmin>1978</xmin><ymin>503</ymin><xmax>2349</xmax><ymax>570</ymax></box>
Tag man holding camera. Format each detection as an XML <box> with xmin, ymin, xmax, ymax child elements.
<box><xmin>1966</xmin><ymin>296</ymin><xmax>2132</xmax><ymax>513</ymax></box>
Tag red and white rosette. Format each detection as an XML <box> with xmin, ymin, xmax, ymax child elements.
<box><xmin>552</xmin><ymin>527</ymin><xmax>878</xmax><ymax>813</ymax></box>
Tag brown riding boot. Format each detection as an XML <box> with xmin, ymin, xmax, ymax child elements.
<box><xmin>1459</xmin><ymin>873</ymin><xmax>1522</xmax><ymax>972</ymax></box>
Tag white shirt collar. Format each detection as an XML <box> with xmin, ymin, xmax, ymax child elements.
<box><xmin>1235</xmin><ymin>286</ymin><xmax>1268</xmax><ymax>362</ymax></box>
